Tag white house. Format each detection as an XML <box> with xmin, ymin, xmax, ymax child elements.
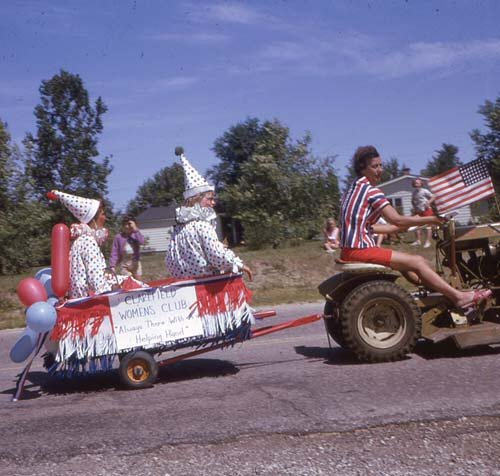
<box><xmin>136</xmin><ymin>202</ymin><xmax>225</xmax><ymax>253</ymax></box>
<box><xmin>136</xmin><ymin>204</ymin><xmax>177</xmax><ymax>253</ymax></box>
<box><xmin>377</xmin><ymin>172</ymin><xmax>473</xmax><ymax>225</ymax></box>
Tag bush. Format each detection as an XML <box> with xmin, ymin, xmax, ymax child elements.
<box><xmin>0</xmin><ymin>202</ymin><xmax>53</xmax><ymax>274</ymax></box>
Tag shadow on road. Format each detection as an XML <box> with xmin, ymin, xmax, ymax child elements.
<box><xmin>1</xmin><ymin>358</ymin><xmax>239</xmax><ymax>400</ymax></box>
<box><xmin>294</xmin><ymin>341</ymin><xmax>500</xmax><ymax>365</ymax></box>
<box><xmin>157</xmin><ymin>358</ymin><xmax>239</xmax><ymax>383</ymax></box>
<box><xmin>414</xmin><ymin>339</ymin><xmax>500</xmax><ymax>360</ymax></box>
<box><xmin>294</xmin><ymin>345</ymin><xmax>367</xmax><ymax>365</ymax></box>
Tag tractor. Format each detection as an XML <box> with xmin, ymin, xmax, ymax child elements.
<box><xmin>318</xmin><ymin>219</ymin><xmax>500</xmax><ymax>362</ymax></box>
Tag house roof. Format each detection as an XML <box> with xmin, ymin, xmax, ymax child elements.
<box><xmin>378</xmin><ymin>174</ymin><xmax>427</xmax><ymax>188</ymax></box>
<box><xmin>136</xmin><ymin>203</ymin><xmax>177</xmax><ymax>223</ymax></box>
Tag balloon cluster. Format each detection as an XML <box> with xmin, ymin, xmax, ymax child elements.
<box><xmin>10</xmin><ymin>268</ymin><xmax>58</xmax><ymax>363</ymax></box>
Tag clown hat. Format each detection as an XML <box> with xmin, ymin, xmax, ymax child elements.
<box><xmin>176</xmin><ymin>150</ymin><xmax>214</xmax><ymax>199</ymax></box>
<box><xmin>47</xmin><ymin>190</ymin><xmax>100</xmax><ymax>224</ymax></box>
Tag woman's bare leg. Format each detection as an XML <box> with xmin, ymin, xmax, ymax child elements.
<box><xmin>389</xmin><ymin>250</ymin><xmax>475</xmax><ymax>306</ymax></box>
<box><xmin>400</xmin><ymin>270</ymin><xmax>420</xmax><ymax>286</ymax></box>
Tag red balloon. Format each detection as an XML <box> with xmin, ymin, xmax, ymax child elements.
<box><xmin>17</xmin><ymin>277</ymin><xmax>48</xmax><ymax>307</ymax></box>
<box><xmin>51</xmin><ymin>224</ymin><xmax>70</xmax><ymax>298</ymax></box>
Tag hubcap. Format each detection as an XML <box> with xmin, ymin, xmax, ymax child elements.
<box><xmin>127</xmin><ymin>359</ymin><xmax>151</xmax><ymax>383</ymax></box>
<box><xmin>357</xmin><ymin>297</ymin><xmax>406</xmax><ymax>349</ymax></box>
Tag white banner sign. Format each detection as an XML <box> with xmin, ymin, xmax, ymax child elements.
<box><xmin>108</xmin><ymin>285</ymin><xmax>204</xmax><ymax>351</ymax></box>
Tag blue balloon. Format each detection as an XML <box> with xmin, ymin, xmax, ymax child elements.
<box><xmin>35</xmin><ymin>267</ymin><xmax>54</xmax><ymax>297</ymax></box>
<box><xmin>47</xmin><ymin>296</ymin><xmax>59</xmax><ymax>307</ymax></box>
<box><xmin>10</xmin><ymin>328</ymin><xmax>38</xmax><ymax>363</ymax></box>
<box><xmin>26</xmin><ymin>301</ymin><xmax>57</xmax><ymax>333</ymax></box>
<box><xmin>34</xmin><ymin>267</ymin><xmax>51</xmax><ymax>281</ymax></box>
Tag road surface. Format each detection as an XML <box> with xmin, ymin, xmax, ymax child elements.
<box><xmin>1</xmin><ymin>302</ymin><xmax>500</xmax><ymax>475</ymax></box>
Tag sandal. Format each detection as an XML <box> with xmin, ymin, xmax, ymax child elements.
<box><xmin>458</xmin><ymin>289</ymin><xmax>492</xmax><ymax>310</ymax></box>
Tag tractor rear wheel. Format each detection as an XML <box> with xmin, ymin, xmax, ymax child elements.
<box><xmin>340</xmin><ymin>280</ymin><xmax>421</xmax><ymax>362</ymax></box>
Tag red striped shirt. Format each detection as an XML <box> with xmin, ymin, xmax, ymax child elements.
<box><xmin>340</xmin><ymin>176</ymin><xmax>389</xmax><ymax>248</ymax></box>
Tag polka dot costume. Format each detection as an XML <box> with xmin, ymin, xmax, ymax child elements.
<box><xmin>166</xmin><ymin>218</ymin><xmax>244</xmax><ymax>278</ymax></box>
<box><xmin>179</xmin><ymin>154</ymin><xmax>215</xmax><ymax>199</ymax></box>
<box><xmin>69</xmin><ymin>224</ymin><xmax>112</xmax><ymax>298</ymax></box>
<box><xmin>50</xmin><ymin>190</ymin><xmax>100</xmax><ymax>224</ymax></box>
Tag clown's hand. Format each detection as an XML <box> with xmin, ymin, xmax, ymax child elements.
<box><xmin>242</xmin><ymin>265</ymin><xmax>253</xmax><ymax>282</ymax></box>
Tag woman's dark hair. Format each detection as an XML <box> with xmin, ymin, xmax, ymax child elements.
<box><xmin>352</xmin><ymin>146</ymin><xmax>380</xmax><ymax>177</ymax></box>
<box><xmin>122</xmin><ymin>215</ymin><xmax>134</xmax><ymax>225</ymax></box>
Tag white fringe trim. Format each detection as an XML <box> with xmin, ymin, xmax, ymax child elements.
<box><xmin>52</xmin><ymin>303</ymin><xmax>254</xmax><ymax>363</ymax></box>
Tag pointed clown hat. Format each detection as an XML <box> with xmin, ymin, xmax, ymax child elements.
<box><xmin>175</xmin><ymin>147</ymin><xmax>214</xmax><ymax>199</ymax></box>
<box><xmin>47</xmin><ymin>190</ymin><xmax>100</xmax><ymax>224</ymax></box>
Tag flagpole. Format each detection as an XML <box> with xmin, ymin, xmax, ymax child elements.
<box><xmin>494</xmin><ymin>193</ymin><xmax>500</xmax><ymax>218</ymax></box>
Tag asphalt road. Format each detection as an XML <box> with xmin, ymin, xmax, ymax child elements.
<box><xmin>1</xmin><ymin>302</ymin><xmax>500</xmax><ymax>475</ymax></box>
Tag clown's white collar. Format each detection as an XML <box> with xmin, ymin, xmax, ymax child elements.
<box><xmin>70</xmin><ymin>223</ymin><xmax>108</xmax><ymax>246</ymax></box>
<box><xmin>70</xmin><ymin>223</ymin><xmax>94</xmax><ymax>239</ymax></box>
<box><xmin>175</xmin><ymin>203</ymin><xmax>217</xmax><ymax>224</ymax></box>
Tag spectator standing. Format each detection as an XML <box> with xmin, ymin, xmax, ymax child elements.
<box><xmin>109</xmin><ymin>217</ymin><xmax>145</xmax><ymax>279</ymax></box>
<box><xmin>411</xmin><ymin>178</ymin><xmax>435</xmax><ymax>248</ymax></box>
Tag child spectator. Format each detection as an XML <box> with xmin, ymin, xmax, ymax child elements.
<box><xmin>323</xmin><ymin>218</ymin><xmax>339</xmax><ymax>252</ymax></box>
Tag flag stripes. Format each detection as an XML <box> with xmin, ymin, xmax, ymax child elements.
<box><xmin>428</xmin><ymin>159</ymin><xmax>495</xmax><ymax>213</ymax></box>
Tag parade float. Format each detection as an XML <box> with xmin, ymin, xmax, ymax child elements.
<box><xmin>10</xmin><ymin>223</ymin><xmax>320</xmax><ymax>400</ymax></box>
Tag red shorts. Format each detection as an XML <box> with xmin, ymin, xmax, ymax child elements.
<box><xmin>340</xmin><ymin>247</ymin><xmax>393</xmax><ymax>267</ymax></box>
<box><xmin>417</xmin><ymin>207</ymin><xmax>434</xmax><ymax>217</ymax></box>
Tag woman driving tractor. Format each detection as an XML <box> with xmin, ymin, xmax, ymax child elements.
<box><xmin>339</xmin><ymin>145</ymin><xmax>492</xmax><ymax>311</ymax></box>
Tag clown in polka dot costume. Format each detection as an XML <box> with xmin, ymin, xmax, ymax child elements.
<box><xmin>165</xmin><ymin>153</ymin><xmax>252</xmax><ymax>281</ymax></box>
<box><xmin>49</xmin><ymin>190</ymin><xmax>117</xmax><ymax>298</ymax></box>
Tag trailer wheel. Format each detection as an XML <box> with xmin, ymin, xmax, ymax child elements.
<box><xmin>340</xmin><ymin>280</ymin><xmax>421</xmax><ymax>362</ymax></box>
<box><xmin>119</xmin><ymin>351</ymin><xmax>158</xmax><ymax>389</ymax></box>
<box><xmin>324</xmin><ymin>301</ymin><xmax>347</xmax><ymax>348</ymax></box>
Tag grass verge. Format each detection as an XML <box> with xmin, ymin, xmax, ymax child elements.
<box><xmin>0</xmin><ymin>234</ymin><xmax>436</xmax><ymax>330</ymax></box>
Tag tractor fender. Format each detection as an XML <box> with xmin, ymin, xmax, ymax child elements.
<box><xmin>318</xmin><ymin>272</ymin><xmax>399</xmax><ymax>305</ymax></box>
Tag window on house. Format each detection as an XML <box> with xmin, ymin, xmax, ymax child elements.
<box><xmin>387</xmin><ymin>197</ymin><xmax>404</xmax><ymax>215</ymax></box>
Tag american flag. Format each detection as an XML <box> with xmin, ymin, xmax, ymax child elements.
<box><xmin>428</xmin><ymin>159</ymin><xmax>496</xmax><ymax>214</ymax></box>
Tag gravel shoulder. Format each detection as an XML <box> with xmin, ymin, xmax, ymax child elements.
<box><xmin>2</xmin><ymin>416</ymin><xmax>500</xmax><ymax>476</ymax></box>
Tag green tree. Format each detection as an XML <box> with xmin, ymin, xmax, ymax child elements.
<box><xmin>470</xmin><ymin>95</ymin><xmax>500</xmax><ymax>217</ymax></box>
<box><xmin>126</xmin><ymin>163</ymin><xmax>185</xmax><ymax>217</ymax></box>
<box><xmin>420</xmin><ymin>143</ymin><xmax>461</xmax><ymax>177</ymax></box>
<box><xmin>341</xmin><ymin>161</ymin><xmax>357</xmax><ymax>193</ymax></box>
<box><xmin>0</xmin><ymin>120</ymin><xmax>14</xmax><ymax>212</ymax></box>
<box><xmin>214</xmin><ymin>119</ymin><xmax>340</xmax><ymax>248</ymax></box>
<box><xmin>209</xmin><ymin>118</ymin><xmax>263</xmax><ymax>188</ymax></box>
<box><xmin>26</xmin><ymin>69</ymin><xmax>112</xmax><ymax>200</ymax></box>
<box><xmin>381</xmin><ymin>157</ymin><xmax>406</xmax><ymax>182</ymax></box>
<box><xmin>0</xmin><ymin>201</ymin><xmax>53</xmax><ymax>274</ymax></box>
<box><xmin>0</xmin><ymin>121</ymin><xmax>52</xmax><ymax>274</ymax></box>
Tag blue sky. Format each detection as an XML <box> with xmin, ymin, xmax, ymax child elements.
<box><xmin>2</xmin><ymin>0</ymin><xmax>500</xmax><ymax>211</ymax></box>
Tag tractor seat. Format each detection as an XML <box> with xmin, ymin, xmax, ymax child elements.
<box><xmin>334</xmin><ymin>258</ymin><xmax>391</xmax><ymax>273</ymax></box>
